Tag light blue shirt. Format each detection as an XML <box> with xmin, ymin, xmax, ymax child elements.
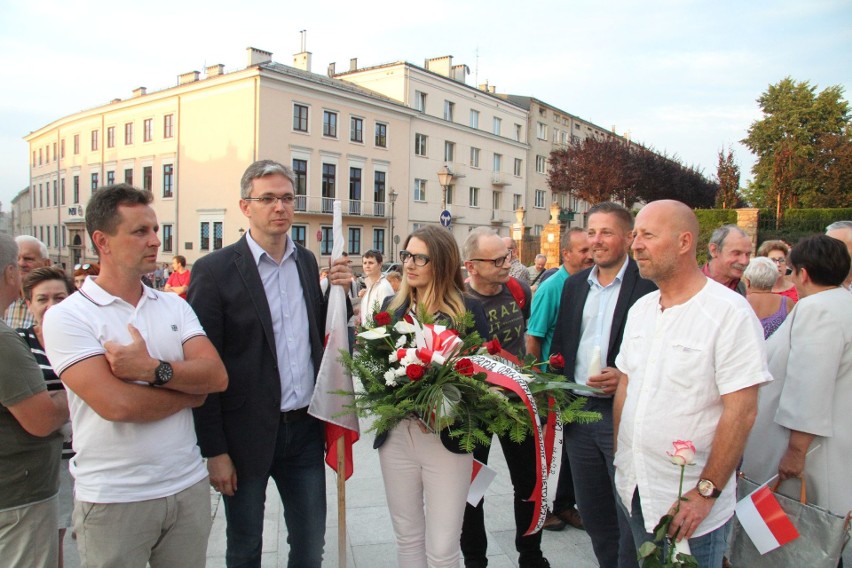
<box><xmin>245</xmin><ymin>231</ymin><xmax>314</xmax><ymax>411</ymax></box>
<box><xmin>574</xmin><ymin>255</ymin><xmax>629</xmax><ymax>394</ymax></box>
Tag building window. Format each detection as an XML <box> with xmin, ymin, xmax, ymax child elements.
<box><xmin>469</xmin><ymin>186</ymin><xmax>480</xmax><ymax>207</ymax></box>
<box><xmin>292</xmin><ymin>158</ymin><xmax>307</xmax><ymax>211</ymax></box>
<box><xmin>514</xmin><ymin>158</ymin><xmax>523</xmax><ymax>176</ymax></box>
<box><xmin>60</xmin><ymin>139</ymin><xmax>65</xmax><ymax>158</ymax></box>
<box><xmin>162</xmin><ymin>224</ymin><xmax>173</xmax><ymax>252</ymax></box>
<box><xmin>444</xmin><ymin>141</ymin><xmax>455</xmax><ymax>162</ymax></box>
<box><xmin>445</xmin><ymin>184</ymin><xmax>454</xmax><ymax>205</ymax></box>
<box><xmin>322</xmin><ymin>164</ymin><xmax>335</xmax><ymax>213</ymax></box>
<box><xmin>443</xmin><ymin>100</ymin><xmax>455</xmax><ymax>122</ymax></box>
<box><xmin>350</xmin><ymin>117</ymin><xmax>363</xmax><ymax>143</ymax></box>
<box><xmin>373</xmin><ymin>228</ymin><xmax>385</xmax><ymax>254</ymax></box>
<box><xmin>534</xmin><ymin>189</ymin><xmax>546</xmax><ymax>208</ymax></box>
<box><xmin>291</xmin><ymin>225</ymin><xmax>307</xmax><ymax>247</ymax></box>
<box><xmin>533</xmin><ymin>224</ymin><xmax>544</xmax><ymax>236</ymax></box>
<box><xmin>415</xmin><ymin>133</ymin><xmax>427</xmax><ymax>156</ymax></box>
<box><xmin>323</xmin><ymin>111</ymin><xmax>338</xmax><ymax>138</ymax></box>
<box><xmin>492</xmin><ymin>191</ymin><xmax>501</xmax><ymax>211</ymax></box>
<box><xmin>513</xmin><ymin>193</ymin><xmax>522</xmax><ymax>210</ymax></box>
<box><xmin>163</xmin><ymin>164</ymin><xmax>174</xmax><ymax>198</ymax></box>
<box><xmin>470</xmin><ymin>147</ymin><xmax>480</xmax><ymax>168</ymax></box>
<box><xmin>536</xmin><ymin>155</ymin><xmax>547</xmax><ymax>174</ymax></box>
<box><xmin>293</xmin><ymin>104</ymin><xmax>309</xmax><ymax>132</ymax></box>
<box><xmin>107</xmin><ymin>126</ymin><xmax>115</xmax><ymax>148</ymax></box>
<box><xmin>375</xmin><ymin>123</ymin><xmax>387</xmax><ymax>148</ymax></box>
<box><xmin>125</xmin><ymin>122</ymin><xmax>133</xmax><ymax>145</ymax></box>
<box><xmin>214</xmin><ymin>222</ymin><xmax>223</xmax><ymax>250</ymax></box>
<box><xmin>200</xmin><ymin>222</ymin><xmax>210</xmax><ymax>250</ymax></box>
<box><xmin>493</xmin><ymin>153</ymin><xmax>502</xmax><ymax>172</ymax></box>
<box><xmin>53</xmin><ymin>181</ymin><xmax>57</xmax><ymax>205</ymax></box>
<box><xmin>414</xmin><ymin>179</ymin><xmax>426</xmax><ymax>202</ymax></box>
<box><xmin>91</xmin><ymin>172</ymin><xmax>99</xmax><ymax>190</ymax></box>
<box><xmin>107</xmin><ymin>171</ymin><xmax>115</xmax><ymax>185</ymax></box>
<box><xmin>44</xmin><ymin>183</ymin><xmax>48</xmax><ymax>207</ymax></box>
<box><xmin>470</xmin><ymin>109</ymin><xmax>479</xmax><ymax>129</ymax></box>
<box><xmin>53</xmin><ymin>143</ymin><xmax>56</xmax><ymax>161</ymax></box>
<box><xmin>143</xmin><ymin>166</ymin><xmax>152</xmax><ymax>191</ymax></box>
<box><xmin>414</xmin><ymin>91</ymin><xmax>426</xmax><ymax>112</ymax></box>
<box><xmin>60</xmin><ymin>178</ymin><xmax>65</xmax><ymax>205</ymax></box>
<box><xmin>349</xmin><ymin>167</ymin><xmax>362</xmax><ymax>215</ymax></box>
<box><xmin>348</xmin><ymin>228</ymin><xmax>361</xmax><ymax>255</ymax></box>
<box><xmin>164</xmin><ymin>114</ymin><xmax>174</xmax><ymax>138</ymax></box>
<box><xmin>492</xmin><ymin>117</ymin><xmax>502</xmax><ymax>136</ymax></box>
<box><xmin>374</xmin><ymin>171</ymin><xmax>386</xmax><ymax>216</ymax></box>
<box><xmin>73</xmin><ymin>176</ymin><xmax>80</xmax><ymax>203</ymax></box>
<box><xmin>536</xmin><ymin>122</ymin><xmax>547</xmax><ymax>140</ymax></box>
<box><xmin>73</xmin><ymin>134</ymin><xmax>80</xmax><ymax>155</ymax></box>
<box><xmin>124</xmin><ymin>168</ymin><xmax>133</xmax><ymax>184</ymax></box>
<box><xmin>143</xmin><ymin>118</ymin><xmax>153</xmax><ymax>142</ymax></box>
<box><xmin>571</xmin><ymin>134</ymin><xmax>580</xmax><ymax>144</ymax></box>
<box><xmin>91</xmin><ymin>130</ymin><xmax>99</xmax><ymax>151</ymax></box>
<box><xmin>320</xmin><ymin>226</ymin><xmax>334</xmax><ymax>255</ymax></box>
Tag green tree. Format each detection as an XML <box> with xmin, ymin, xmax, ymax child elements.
<box><xmin>715</xmin><ymin>147</ymin><xmax>741</xmax><ymax>209</ymax></box>
<box><xmin>742</xmin><ymin>77</ymin><xmax>851</xmax><ymax>212</ymax></box>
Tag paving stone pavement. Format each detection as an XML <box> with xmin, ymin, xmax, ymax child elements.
<box><xmin>60</xmin><ymin>419</ymin><xmax>852</xmax><ymax>566</ymax></box>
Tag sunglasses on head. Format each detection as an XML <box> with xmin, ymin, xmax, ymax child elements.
<box><xmin>74</xmin><ymin>263</ymin><xmax>92</xmax><ymax>270</ymax></box>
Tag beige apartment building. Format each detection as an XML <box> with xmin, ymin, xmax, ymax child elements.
<box><xmin>25</xmin><ymin>47</ymin><xmax>412</xmax><ymax>268</ymax></box>
<box><xmin>334</xmin><ymin>56</ymin><xmax>529</xmax><ymax>243</ymax></box>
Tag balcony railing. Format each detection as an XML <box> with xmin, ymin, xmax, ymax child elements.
<box><xmin>292</xmin><ymin>195</ymin><xmax>390</xmax><ymax>218</ymax></box>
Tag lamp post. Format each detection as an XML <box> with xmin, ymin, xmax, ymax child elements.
<box><xmin>437</xmin><ymin>164</ymin><xmax>454</xmax><ymax>212</ymax></box>
<box><xmin>389</xmin><ymin>189</ymin><xmax>398</xmax><ymax>262</ymax></box>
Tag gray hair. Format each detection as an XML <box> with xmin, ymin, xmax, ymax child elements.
<box><xmin>534</xmin><ymin>254</ymin><xmax>547</xmax><ymax>262</ymax></box>
<box><xmin>240</xmin><ymin>160</ymin><xmax>297</xmax><ymax>199</ymax></box>
<box><xmin>561</xmin><ymin>227</ymin><xmax>586</xmax><ymax>251</ymax></box>
<box><xmin>15</xmin><ymin>235</ymin><xmax>48</xmax><ymax>260</ymax></box>
<box><xmin>0</xmin><ymin>233</ymin><xmax>17</xmax><ymax>270</ymax></box>
<box><xmin>708</xmin><ymin>225</ymin><xmax>747</xmax><ymax>254</ymax></box>
<box><xmin>463</xmin><ymin>227</ymin><xmax>498</xmax><ymax>260</ymax></box>
<box><xmin>826</xmin><ymin>220</ymin><xmax>852</xmax><ymax>232</ymax></box>
<box><xmin>743</xmin><ymin>257</ymin><xmax>779</xmax><ymax>291</ymax></box>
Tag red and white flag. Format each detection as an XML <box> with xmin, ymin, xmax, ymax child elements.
<box><xmin>735</xmin><ymin>483</ymin><xmax>799</xmax><ymax>554</ymax></box>
<box><xmin>309</xmin><ymin>200</ymin><xmax>360</xmax><ymax>479</ymax></box>
<box><xmin>467</xmin><ymin>459</ymin><xmax>497</xmax><ymax>507</ymax></box>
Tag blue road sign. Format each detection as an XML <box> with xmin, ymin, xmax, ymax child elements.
<box><xmin>440</xmin><ymin>210</ymin><xmax>452</xmax><ymax>227</ymax></box>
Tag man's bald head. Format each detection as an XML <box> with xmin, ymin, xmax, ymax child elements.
<box><xmin>633</xmin><ymin>200</ymin><xmax>699</xmax><ymax>283</ymax></box>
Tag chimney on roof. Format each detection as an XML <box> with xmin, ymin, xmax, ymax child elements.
<box><xmin>327</xmin><ymin>62</ymin><xmax>336</xmax><ymax>77</ymax></box>
<box><xmin>450</xmin><ymin>64</ymin><xmax>469</xmax><ymax>83</ymax></box>
<box><xmin>111</xmin><ymin>98</ymin><xmax>121</xmax><ymax>104</ymax></box>
<box><xmin>293</xmin><ymin>51</ymin><xmax>312</xmax><ymax>72</ymax></box>
<box><xmin>478</xmin><ymin>82</ymin><xmax>489</xmax><ymax>92</ymax></box>
<box><xmin>132</xmin><ymin>87</ymin><xmax>147</xmax><ymax>97</ymax></box>
<box><xmin>206</xmin><ymin>64</ymin><xmax>225</xmax><ymax>77</ymax></box>
<box><xmin>489</xmin><ymin>85</ymin><xmax>496</xmax><ymax>94</ymax></box>
<box><xmin>179</xmin><ymin>71</ymin><xmax>200</xmax><ymax>85</ymax></box>
<box><xmin>247</xmin><ymin>47</ymin><xmax>273</xmax><ymax>67</ymax></box>
<box><xmin>424</xmin><ymin>56</ymin><xmax>453</xmax><ymax>77</ymax></box>
<box><xmin>349</xmin><ymin>58</ymin><xmax>358</xmax><ymax>72</ymax></box>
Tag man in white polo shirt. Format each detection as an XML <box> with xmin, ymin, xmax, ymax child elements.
<box><xmin>43</xmin><ymin>183</ymin><xmax>228</xmax><ymax>568</ymax></box>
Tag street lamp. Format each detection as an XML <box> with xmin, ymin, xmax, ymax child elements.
<box><xmin>437</xmin><ymin>165</ymin><xmax>454</xmax><ymax>211</ymax></box>
<box><xmin>389</xmin><ymin>189</ymin><xmax>398</xmax><ymax>262</ymax></box>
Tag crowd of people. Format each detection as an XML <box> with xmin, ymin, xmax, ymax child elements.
<box><xmin>1</xmin><ymin>160</ymin><xmax>850</xmax><ymax>568</ymax></box>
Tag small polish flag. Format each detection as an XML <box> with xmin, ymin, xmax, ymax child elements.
<box><xmin>735</xmin><ymin>484</ymin><xmax>800</xmax><ymax>554</ymax></box>
<box><xmin>467</xmin><ymin>459</ymin><xmax>497</xmax><ymax>506</ymax></box>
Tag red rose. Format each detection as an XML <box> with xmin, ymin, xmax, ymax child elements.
<box><xmin>406</xmin><ymin>364</ymin><xmax>425</xmax><ymax>381</ymax></box>
<box><xmin>549</xmin><ymin>353</ymin><xmax>565</xmax><ymax>369</ymax></box>
<box><xmin>374</xmin><ymin>311</ymin><xmax>391</xmax><ymax>326</ymax></box>
<box><xmin>404</xmin><ymin>314</ymin><xmax>414</xmax><ymax>324</ymax></box>
<box><xmin>397</xmin><ymin>348</ymin><xmax>408</xmax><ymax>361</ymax></box>
<box><xmin>484</xmin><ymin>338</ymin><xmax>502</xmax><ymax>355</ymax></box>
<box><xmin>454</xmin><ymin>358</ymin><xmax>474</xmax><ymax>376</ymax></box>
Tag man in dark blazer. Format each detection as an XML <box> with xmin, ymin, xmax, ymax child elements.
<box><xmin>188</xmin><ymin>160</ymin><xmax>352</xmax><ymax>568</ymax></box>
<box><xmin>550</xmin><ymin>202</ymin><xmax>657</xmax><ymax>568</ymax></box>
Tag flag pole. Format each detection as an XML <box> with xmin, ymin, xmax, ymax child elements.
<box><xmin>337</xmin><ymin>435</ymin><xmax>347</xmax><ymax>567</ymax></box>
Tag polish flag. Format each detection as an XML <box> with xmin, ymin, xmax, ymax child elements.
<box><xmin>309</xmin><ymin>201</ymin><xmax>360</xmax><ymax>480</ymax></box>
<box><xmin>467</xmin><ymin>459</ymin><xmax>497</xmax><ymax>506</ymax></box>
<box><xmin>735</xmin><ymin>484</ymin><xmax>799</xmax><ymax>554</ymax></box>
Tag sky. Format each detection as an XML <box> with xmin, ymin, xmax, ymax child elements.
<box><xmin>1</xmin><ymin>0</ymin><xmax>850</xmax><ymax>211</ymax></box>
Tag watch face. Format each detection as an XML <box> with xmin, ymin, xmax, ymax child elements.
<box><xmin>156</xmin><ymin>361</ymin><xmax>173</xmax><ymax>384</ymax></box>
<box><xmin>698</xmin><ymin>479</ymin><xmax>716</xmax><ymax>497</ymax></box>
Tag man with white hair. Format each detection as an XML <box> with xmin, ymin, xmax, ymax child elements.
<box><xmin>3</xmin><ymin>235</ymin><xmax>50</xmax><ymax>328</ymax></box>
<box><xmin>702</xmin><ymin>225</ymin><xmax>751</xmax><ymax>296</ymax></box>
<box><xmin>826</xmin><ymin>220</ymin><xmax>852</xmax><ymax>290</ymax></box>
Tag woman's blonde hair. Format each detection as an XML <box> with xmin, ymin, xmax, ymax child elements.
<box><xmin>388</xmin><ymin>226</ymin><xmax>466</xmax><ymax>318</ymax></box>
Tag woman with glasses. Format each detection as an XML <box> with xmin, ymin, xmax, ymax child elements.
<box><xmin>376</xmin><ymin>225</ymin><xmax>488</xmax><ymax>568</ymax></box>
<box><xmin>16</xmin><ymin>267</ymin><xmax>75</xmax><ymax>567</ymax></box>
<box><xmin>72</xmin><ymin>262</ymin><xmax>100</xmax><ymax>290</ymax></box>
<box><xmin>757</xmin><ymin>240</ymin><xmax>798</xmax><ymax>301</ymax></box>
<box><xmin>358</xmin><ymin>249</ymin><xmax>394</xmax><ymax>327</ymax></box>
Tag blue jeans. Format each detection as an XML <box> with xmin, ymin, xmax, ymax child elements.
<box><xmin>565</xmin><ymin>398</ymin><xmax>638</xmax><ymax>568</ymax></box>
<box><xmin>222</xmin><ymin>416</ymin><xmax>326</xmax><ymax>568</ymax></box>
<box><xmin>618</xmin><ymin>488</ymin><xmax>731</xmax><ymax>568</ymax></box>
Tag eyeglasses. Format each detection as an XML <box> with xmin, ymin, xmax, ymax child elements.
<box><xmin>74</xmin><ymin>263</ymin><xmax>92</xmax><ymax>270</ymax></box>
<box><xmin>399</xmin><ymin>250</ymin><xmax>430</xmax><ymax>266</ymax></box>
<box><xmin>770</xmin><ymin>257</ymin><xmax>787</xmax><ymax>265</ymax></box>
<box><xmin>243</xmin><ymin>194</ymin><xmax>296</xmax><ymax>207</ymax></box>
<box><xmin>469</xmin><ymin>252</ymin><xmax>511</xmax><ymax>268</ymax></box>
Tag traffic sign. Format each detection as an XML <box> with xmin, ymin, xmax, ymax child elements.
<box><xmin>440</xmin><ymin>210</ymin><xmax>452</xmax><ymax>227</ymax></box>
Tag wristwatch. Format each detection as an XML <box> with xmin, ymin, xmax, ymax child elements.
<box><xmin>696</xmin><ymin>478</ymin><xmax>721</xmax><ymax>499</ymax></box>
<box><xmin>153</xmin><ymin>360</ymin><xmax>174</xmax><ymax>386</ymax></box>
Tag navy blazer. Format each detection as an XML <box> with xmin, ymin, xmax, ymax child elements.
<box><xmin>550</xmin><ymin>258</ymin><xmax>657</xmax><ymax>382</ymax></box>
<box><xmin>188</xmin><ymin>236</ymin><xmax>325</xmax><ymax>478</ymax></box>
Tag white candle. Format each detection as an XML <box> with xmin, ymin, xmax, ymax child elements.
<box><xmin>588</xmin><ymin>345</ymin><xmax>601</xmax><ymax>377</ymax></box>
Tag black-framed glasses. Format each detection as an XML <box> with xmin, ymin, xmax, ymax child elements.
<box><xmin>469</xmin><ymin>252</ymin><xmax>511</xmax><ymax>268</ymax></box>
<box><xmin>74</xmin><ymin>263</ymin><xmax>92</xmax><ymax>270</ymax></box>
<box><xmin>399</xmin><ymin>250</ymin><xmax>430</xmax><ymax>267</ymax></box>
<box><xmin>770</xmin><ymin>257</ymin><xmax>787</xmax><ymax>265</ymax></box>
<box><xmin>243</xmin><ymin>194</ymin><xmax>296</xmax><ymax>207</ymax></box>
